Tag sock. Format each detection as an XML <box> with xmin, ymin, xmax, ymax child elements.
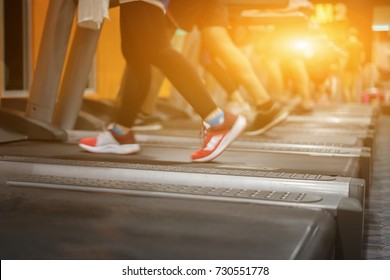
<box><xmin>257</xmin><ymin>99</ymin><xmax>274</xmax><ymax>111</ymax></box>
<box><xmin>112</xmin><ymin>124</ymin><xmax>125</xmax><ymax>135</ymax></box>
<box><xmin>205</xmin><ymin>108</ymin><xmax>224</xmax><ymax>127</ymax></box>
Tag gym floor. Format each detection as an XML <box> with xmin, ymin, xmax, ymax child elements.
<box><xmin>362</xmin><ymin>113</ymin><xmax>390</xmax><ymax>260</ymax></box>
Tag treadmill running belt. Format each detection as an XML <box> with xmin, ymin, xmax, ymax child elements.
<box><xmin>0</xmin><ymin>141</ymin><xmax>361</xmax><ymax>179</ymax></box>
<box><xmin>0</xmin><ymin>184</ymin><xmax>336</xmax><ymax>259</ymax></box>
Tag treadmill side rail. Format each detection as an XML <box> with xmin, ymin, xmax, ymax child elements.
<box><xmin>336</xmin><ymin>197</ymin><xmax>364</xmax><ymax>259</ymax></box>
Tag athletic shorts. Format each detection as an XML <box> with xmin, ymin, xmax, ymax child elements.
<box><xmin>168</xmin><ymin>0</ymin><xmax>229</xmax><ymax>31</ymax></box>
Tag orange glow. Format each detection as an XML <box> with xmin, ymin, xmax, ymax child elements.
<box><xmin>292</xmin><ymin>39</ymin><xmax>314</xmax><ymax>57</ymax></box>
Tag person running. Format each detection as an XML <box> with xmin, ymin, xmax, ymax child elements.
<box><xmin>342</xmin><ymin>27</ymin><xmax>365</xmax><ymax>103</ymax></box>
<box><xmin>78</xmin><ymin>0</ymin><xmax>246</xmax><ymax>163</ymax></box>
<box><xmin>168</xmin><ymin>0</ymin><xmax>289</xmax><ymax>135</ymax></box>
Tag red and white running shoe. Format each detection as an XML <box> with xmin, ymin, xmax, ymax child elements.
<box><xmin>79</xmin><ymin>124</ymin><xmax>140</xmax><ymax>155</ymax></box>
<box><xmin>191</xmin><ymin>112</ymin><xmax>246</xmax><ymax>162</ymax></box>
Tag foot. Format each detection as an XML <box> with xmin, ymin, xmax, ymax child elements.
<box><xmin>245</xmin><ymin>103</ymin><xmax>289</xmax><ymax>136</ymax></box>
<box><xmin>79</xmin><ymin>124</ymin><xmax>140</xmax><ymax>154</ymax></box>
<box><xmin>226</xmin><ymin>100</ymin><xmax>255</xmax><ymax>123</ymax></box>
<box><xmin>132</xmin><ymin>113</ymin><xmax>163</xmax><ymax>131</ymax></box>
<box><xmin>191</xmin><ymin>112</ymin><xmax>247</xmax><ymax>163</ymax></box>
<box><xmin>293</xmin><ymin>102</ymin><xmax>314</xmax><ymax>115</ymax></box>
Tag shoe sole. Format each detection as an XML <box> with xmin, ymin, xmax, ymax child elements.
<box><xmin>79</xmin><ymin>143</ymin><xmax>140</xmax><ymax>155</ymax></box>
<box><xmin>244</xmin><ymin>110</ymin><xmax>289</xmax><ymax>136</ymax></box>
<box><xmin>192</xmin><ymin>115</ymin><xmax>247</xmax><ymax>163</ymax></box>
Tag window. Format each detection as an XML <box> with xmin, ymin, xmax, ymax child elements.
<box><xmin>1</xmin><ymin>0</ymin><xmax>32</xmax><ymax>96</ymax></box>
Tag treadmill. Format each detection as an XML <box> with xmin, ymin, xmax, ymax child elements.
<box><xmin>0</xmin><ymin>181</ymin><xmax>336</xmax><ymax>260</ymax></box>
<box><xmin>263</xmin><ymin>125</ymin><xmax>374</xmax><ymax>148</ymax></box>
<box><xmin>0</xmin><ymin>137</ymin><xmax>364</xmax><ymax>260</ymax></box>
<box><xmin>132</xmin><ymin>130</ymin><xmax>371</xmax><ymax>189</ymax></box>
<box><xmin>134</xmin><ymin>117</ymin><xmax>371</xmax><ymax>188</ymax></box>
<box><xmin>0</xmin><ymin>0</ymin><xmax>364</xmax><ymax>259</ymax></box>
<box><xmin>0</xmin><ymin>137</ymin><xmax>366</xmax><ymax>202</ymax></box>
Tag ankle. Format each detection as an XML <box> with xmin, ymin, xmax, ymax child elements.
<box><xmin>256</xmin><ymin>99</ymin><xmax>275</xmax><ymax>111</ymax></box>
<box><xmin>205</xmin><ymin>108</ymin><xmax>225</xmax><ymax>127</ymax></box>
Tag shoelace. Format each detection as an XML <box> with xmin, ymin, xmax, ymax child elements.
<box><xmin>198</xmin><ymin>124</ymin><xmax>211</xmax><ymax>148</ymax></box>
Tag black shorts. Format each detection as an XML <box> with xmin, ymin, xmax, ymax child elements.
<box><xmin>169</xmin><ymin>0</ymin><xmax>229</xmax><ymax>31</ymax></box>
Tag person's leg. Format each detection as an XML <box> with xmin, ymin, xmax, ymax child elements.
<box><xmin>79</xmin><ymin>2</ymin><xmax>154</xmax><ymax>154</ymax></box>
<box><xmin>200</xmin><ymin>49</ymin><xmax>239</xmax><ymax>99</ymax></box>
<box><xmin>202</xmin><ymin>25</ymin><xmax>290</xmax><ymax>135</ymax></box>
<box><xmin>264</xmin><ymin>57</ymin><xmax>286</xmax><ymax>103</ymax></box>
<box><xmin>152</xmin><ymin>47</ymin><xmax>218</xmax><ymax>119</ymax></box>
<box><xmin>116</xmin><ymin>66</ymin><xmax>163</xmax><ymax>117</ymax></box>
<box><xmin>349</xmin><ymin>73</ymin><xmax>359</xmax><ymax>103</ymax></box>
<box><xmin>102</xmin><ymin>1</ymin><xmax>168</xmax><ymax>130</ymax></box>
<box><xmin>140</xmin><ymin>66</ymin><xmax>165</xmax><ymax>115</ymax></box>
<box><xmin>147</xmin><ymin>7</ymin><xmax>246</xmax><ymax>161</ymax></box>
<box><xmin>343</xmin><ymin>72</ymin><xmax>354</xmax><ymax>103</ymax></box>
<box><xmin>81</xmin><ymin>2</ymin><xmax>246</xmax><ymax>161</ymax></box>
<box><xmin>288</xmin><ymin>57</ymin><xmax>314</xmax><ymax>112</ymax></box>
<box><xmin>117</xmin><ymin>2</ymin><xmax>225</xmax><ymax>126</ymax></box>
<box><xmin>156</xmin><ymin>51</ymin><xmax>248</xmax><ymax>153</ymax></box>
<box><xmin>198</xmin><ymin>0</ymin><xmax>290</xmax><ymax>135</ymax></box>
<box><xmin>200</xmin><ymin>51</ymin><xmax>253</xmax><ymax>117</ymax></box>
<box><xmin>201</xmin><ymin>26</ymin><xmax>270</xmax><ymax>106</ymax></box>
